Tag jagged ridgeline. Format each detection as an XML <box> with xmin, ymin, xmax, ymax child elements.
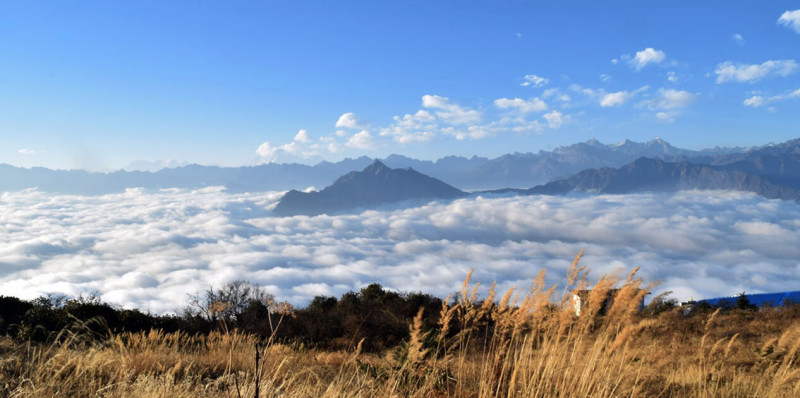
<box><xmin>0</xmin><ymin>137</ymin><xmax>749</xmax><ymax>194</ymax></box>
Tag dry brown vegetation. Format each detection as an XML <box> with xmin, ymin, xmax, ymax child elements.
<box><xmin>2</xmin><ymin>252</ymin><xmax>800</xmax><ymax>397</ymax></box>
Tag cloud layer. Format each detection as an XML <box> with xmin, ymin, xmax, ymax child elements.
<box><xmin>1</xmin><ymin>189</ymin><xmax>799</xmax><ymax>313</ymax></box>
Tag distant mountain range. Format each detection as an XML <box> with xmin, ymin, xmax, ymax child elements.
<box><xmin>381</xmin><ymin>138</ymin><xmax>744</xmax><ymax>189</ymax></box>
<box><xmin>3</xmin><ymin>136</ymin><xmax>798</xmax><ymax>214</ymax></box>
<box><xmin>0</xmin><ymin>138</ymin><xmax>747</xmax><ymax>194</ymax></box>
<box><xmin>273</xmin><ymin>160</ymin><xmax>466</xmax><ymax>216</ymax></box>
<box><xmin>493</xmin><ymin>138</ymin><xmax>800</xmax><ymax>202</ymax></box>
<box><xmin>274</xmin><ymin>138</ymin><xmax>800</xmax><ymax>216</ymax></box>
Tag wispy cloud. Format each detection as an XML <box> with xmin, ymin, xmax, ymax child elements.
<box><xmin>599</xmin><ymin>86</ymin><xmax>650</xmax><ymax>107</ymax></box>
<box><xmin>421</xmin><ymin>95</ymin><xmax>482</xmax><ymax>125</ymax></box>
<box><xmin>645</xmin><ymin>89</ymin><xmax>698</xmax><ymax>110</ymax></box>
<box><xmin>494</xmin><ymin>97</ymin><xmax>548</xmax><ymax>113</ymax></box>
<box><xmin>743</xmin><ymin>88</ymin><xmax>800</xmax><ymax>108</ymax></box>
<box><xmin>543</xmin><ymin>110</ymin><xmax>566</xmax><ymax>128</ymax></box>
<box><xmin>600</xmin><ymin>91</ymin><xmax>635</xmax><ymax>107</ymax></box>
<box><xmin>743</xmin><ymin>96</ymin><xmax>766</xmax><ymax>108</ymax></box>
<box><xmin>714</xmin><ymin>60</ymin><xmax>798</xmax><ymax>83</ymax></box>
<box><xmin>666</xmin><ymin>71</ymin><xmax>680</xmax><ymax>83</ymax></box>
<box><xmin>639</xmin><ymin>89</ymin><xmax>698</xmax><ymax>122</ymax></box>
<box><xmin>520</xmin><ymin>74</ymin><xmax>549</xmax><ymax>87</ymax></box>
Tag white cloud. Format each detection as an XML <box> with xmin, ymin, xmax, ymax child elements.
<box><xmin>731</xmin><ymin>33</ymin><xmax>745</xmax><ymax>45</ymax></box>
<box><xmin>293</xmin><ymin>129</ymin><xmax>310</xmax><ymax>143</ymax></box>
<box><xmin>543</xmin><ymin>110</ymin><xmax>565</xmax><ymax>128</ymax></box>
<box><xmin>1</xmin><ymin>190</ymin><xmax>799</xmax><ymax>312</ymax></box>
<box><xmin>598</xmin><ymin>86</ymin><xmax>649</xmax><ymax>107</ymax></box>
<box><xmin>494</xmin><ymin>97</ymin><xmax>548</xmax><ymax>113</ymax></box>
<box><xmin>636</xmin><ymin>89</ymin><xmax>697</xmax><ymax>121</ymax></box>
<box><xmin>335</xmin><ymin>112</ymin><xmax>360</xmax><ymax>129</ymax></box>
<box><xmin>421</xmin><ymin>94</ymin><xmax>482</xmax><ymax>125</ymax></box>
<box><xmin>655</xmin><ymin>112</ymin><xmax>673</xmax><ymax>122</ymax></box>
<box><xmin>600</xmin><ymin>91</ymin><xmax>634</xmax><ymax>107</ymax></box>
<box><xmin>743</xmin><ymin>96</ymin><xmax>766</xmax><ymax>107</ymax></box>
<box><xmin>420</xmin><ymin>94</ymin><xmax>450</xmax><ymax>109</ymax></box>
<box><xmin>714</xmin><ymin>60</ymin><xmax>798</xmax><ymax>83</ymax></box>
<box><xmin>255</xmin><ymin>142</ymin><xmax>280</xmax><ymax>163</ymax></box>
<box><xmin>379</xmin><ymin>110</ymin><xmax>437</xmax><ymax>144</ymax></box>
<box><xmin>778</xmin><ymin>10</ymin><xmax>800</xmax><ymax>33</ymax></box>
<box><xmin>666</xmin><ymin>71</ymin><xmax>679</xmax><ymax>83</ymax></box>
<box><xmin>629</xmin><ymin>48</ymin><xmax>666</xmax><ymax>70</ymax></box>
<box><xmin>442</xmin><ymin>125</ymin><xmax>497</xmax><ymax>140</ymax></box>
<box><xmin>600</xmin><ymin>74</ymin><xmax>611</xmax><ymax>82</ymax></box>
<box><xmin>542</xmin><ymin>89</ymin><xmax>571</xmax><ymax>102</ymax></box>
<box><xmin>410</xmin><ymin>109</ymin><xmax>435</xmax><ymax>121</ymax></box>
<box><xmin>569</xmin><ymin>84</ymin><xmax>599</xmax><ymax>98</ymax></box>
<box><xmin>521</xmin><ymin>74</ymin><xmax>549</xmax><ymax>87</ymax></box>
<box><xmin>345</xmin><ymin>130</ymin><xmax>375</xmax><ymax>149</ymax></box>
<box><xmin>18</xmin><ymin>149</ymin><xmax>38</xmax><ymax>155</ymax></box>
<box><xmin>571</xmin><ymin>84</ymin><xmax>649</xmax><ymax>108</ymax></box>
<box><xmin>326</xmin><ymin>142</ymin><xmax>341</xmax><ymax>153</ymax></box>
<box><xmin>277</xmin><ymin>141</ymin><xmax>303</xmax><ymax>156</ymax></box>
<box><xmin>256</xmin><ymin>129</ymin><xmax>343</xmax><ymax>162</ymax></box>
<box><xmin>653</xmin><ymin>89</ymin><xmax>698</xmax><ymax>109</ymax></box>
<box><xmin>741</xmin><ymin>88</ymin><xmax>800</xmax><ymax>109</ymax></box>
<box><xmin>639</xmin><ymin>89</ymin><xmax>697</xmax><ymax>111</ymax></box>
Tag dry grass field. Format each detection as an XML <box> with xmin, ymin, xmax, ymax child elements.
<box><xmin>2</xmin><ymin>253</ymin><xmax>800</xmax><ymax>397</ymax></box>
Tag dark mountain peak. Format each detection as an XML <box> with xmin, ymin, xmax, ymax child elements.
<box><xmin>273</xmin><ymin>162</ymin><xmax>466</xmax><ymax>216</ymax></box>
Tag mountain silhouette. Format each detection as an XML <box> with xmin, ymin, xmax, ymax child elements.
<box><xmin>272</xmin><ymin>160</ymin><xmax>467</xmax><ymax>216</ymax></box>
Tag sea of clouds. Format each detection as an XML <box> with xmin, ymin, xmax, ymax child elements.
<box><xmin>1</xmin><ymin>188</ymin><xmax>799</xmax><ymax>314</ymax></box>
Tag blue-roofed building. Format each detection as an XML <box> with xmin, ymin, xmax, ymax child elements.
<box><xmin>687</xmin><ymin>291</ymin><xmax>800</xmax><ymax>309</ymax></box>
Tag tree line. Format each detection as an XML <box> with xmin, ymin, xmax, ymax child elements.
<box><xmin>0</xmin><ymin>281</ymin><xmax>442</xmax><ymax>352</ymax></box>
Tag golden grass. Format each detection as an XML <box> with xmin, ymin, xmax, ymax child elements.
<box><xmin>2</xmin><ymin>253</ymin><xmax>800</xmax><ymax>397</ymax></box>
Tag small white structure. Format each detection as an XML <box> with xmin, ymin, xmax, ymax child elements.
<box><xmin>571</xmin><ymin>288</ymin><xmax>647</xmax><ymax>316</ymax></box>
<box><xmin>572</xmin><ymin>293</ymin><xmax>584</xmax><ymax>317</ymax></box>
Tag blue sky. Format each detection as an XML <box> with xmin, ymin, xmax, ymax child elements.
<box><xmin>1</xmin><ymin>1</ymin><xmax>799</xmax><ymax>170</ymax></box>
